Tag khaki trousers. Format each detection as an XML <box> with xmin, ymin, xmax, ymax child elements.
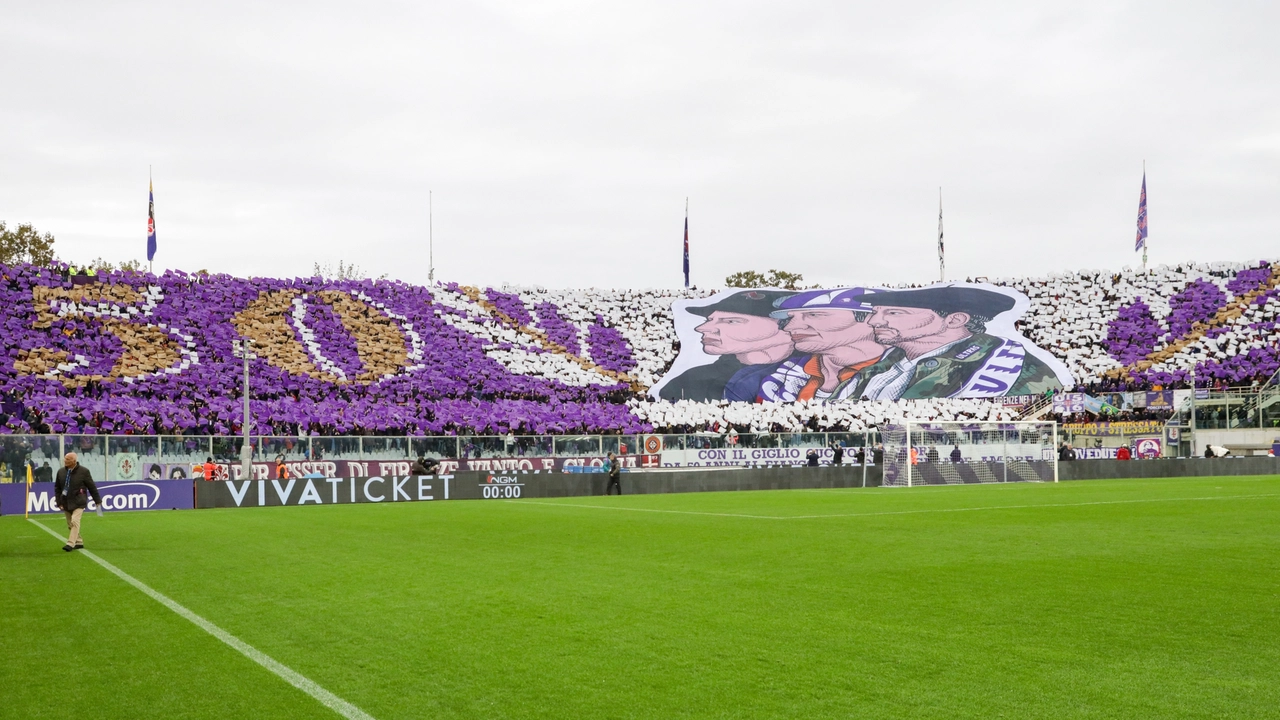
<box><xmin>64</xmin><ymin>508</ymin><xmax>84</xmax><ymax>547</ymax></box>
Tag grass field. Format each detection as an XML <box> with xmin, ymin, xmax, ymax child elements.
<box><xmin>3</xmin><ymin>475</ymin><xmax>1280</xmax><ymax>719</ymax></box>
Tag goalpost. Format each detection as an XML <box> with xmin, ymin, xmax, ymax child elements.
<box><xmin>879</xmin><ymin>421</ymin><xmax>1058</xmax><ymax>487</ymax></box>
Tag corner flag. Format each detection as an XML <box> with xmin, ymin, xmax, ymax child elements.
<box><xmin>147</xmin><ymin>177</ymin><xmax>157</xmax><ymax>263</ymax></box>
<box><xmin>24</xmin><ymin>462</ymin><xmax>33</xmax><ymax>519</ymax></box>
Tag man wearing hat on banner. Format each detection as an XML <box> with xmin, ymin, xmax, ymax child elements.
<box><xmin>837</xmin><ymin>285</ymin><xmax>1062</xmax><ymax>401</ymax></box>
<box><xmin>659</xmin><ymin>290</ymin><xmax>796</xmax><ymax>402</ymax></box>
<box><xmin>756</xmin><ymin>288</ymin><xmax>887</xmax><ymax>403</ymax></box>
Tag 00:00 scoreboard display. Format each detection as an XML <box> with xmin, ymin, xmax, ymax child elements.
<box><xmin>481</xmin><ymin>475</ymin><xmax>523</xmax><ymax>499</ymax></box>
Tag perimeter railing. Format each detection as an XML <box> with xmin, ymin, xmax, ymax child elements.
<box><xmin>0</xmin><ymin>431</ymin><xmax>881</xmax><ymax>482</ymax></box>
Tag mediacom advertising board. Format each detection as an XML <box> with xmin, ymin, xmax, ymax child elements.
<box><xmin>0</xmin><ymin>480</ymin><xmax>195</xmax><ymax>516</ymax></box>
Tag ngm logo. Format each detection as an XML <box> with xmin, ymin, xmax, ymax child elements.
<box><xmin>26</xmin><ymin>482</ymin><xmax>162</xmax><ymax>514</ymax></box>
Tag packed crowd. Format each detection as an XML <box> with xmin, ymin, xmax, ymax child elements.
<box><xmin>0</xmin><ymin>257</ymin><xmax>1275</xmax><ymax>437</ymax></box>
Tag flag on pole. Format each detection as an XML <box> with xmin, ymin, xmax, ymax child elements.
<box><xmin>1135</xmin><ymin>172</ymin><xmax>1148</xmax><ymax>253</ymax></box>
<box><xmin>937</xmin><ymin>189</ymin><xmax>945</xmax><ymax>282</ymax></box>
<box><xmin>682</xmin><ymin>200</ymin><xmax>690</xmax><ymax>288</ymax></box>
<box><xmin>147</xmin><ymin>177</ymin><xmax>157</xmax><ymax>263</ymax></box>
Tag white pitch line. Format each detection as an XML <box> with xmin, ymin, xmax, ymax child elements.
<box><xmin>29</xmin><ymin>519</ymin><xmax>376</xmax><ymax>720</ymax></box>
<box><xmin>507</xmin><ymin>492</ymin><xmax>1280</xmax><ymax>521</ymax></box>
<box><xmin>507</xmin><ymin>500</ymin><xmax>784</xmax><ymax>519</ymax></box>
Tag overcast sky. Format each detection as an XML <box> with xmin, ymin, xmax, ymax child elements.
<box><xmin>3</xmin><ymin>1</ymin><xmax>1277</xmax><ymax>289</ymax></box>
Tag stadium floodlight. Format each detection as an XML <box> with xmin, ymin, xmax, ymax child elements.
<box><xmin>879</xmin><ymin>420</ymin><xmax>1059</xmax><ymax>487</ymax></box>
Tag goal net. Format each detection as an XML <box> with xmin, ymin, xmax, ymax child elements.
<box><xmin>879</xmin><ymin>421</ymin><xmax>1058</xmax><ymax>487</ymax></box>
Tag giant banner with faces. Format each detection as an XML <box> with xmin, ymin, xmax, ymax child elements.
<box><xmin>651</xmin><ymin>283</ymin><xmax>1073</xmax><ymax>404</ymax></box>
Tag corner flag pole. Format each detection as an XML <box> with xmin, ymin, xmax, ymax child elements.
<box><xmin>24</xmin><ymin>462</ymin><xmax>33</xmax><ymax>519</ymax></box>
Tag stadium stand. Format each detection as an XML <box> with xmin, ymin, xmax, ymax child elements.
<box><xmin>0</xmin><ymin>259</ymin><xmax>1277</xmax><ymax>436</ymax></box>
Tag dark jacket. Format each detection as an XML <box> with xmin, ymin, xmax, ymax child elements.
<box><xmin>411</xmin><ymin>459</ymin><xmax>439</xmax><ymax>475</ymax></box>
<box><xmin>832</xmin><ymin>447</ymin><xmax>844</xmax><ymax>464</ymax></box>
<box><xmin>608</xmin><ymin>459</ymin><xmax>621</xmax><ymax>479</ymax></box>
<box><xmin>1058</xmin><ymin>446</ymin><xmax>1077</xmax><ymax>461</ymax></box>
<box><xmin>659</xmin><ymin>356</ymin><xmax>743</xmax><ymax>402</ymax></box>
<box><xmin>54</xmin><ymin>464</ymin><xmax>101</xmax><ymax>511</ymax></box>
<box><xmin>837</xmin><ymin>332</ymin><xmax>1062</xmax><ymax>400</ymax></box>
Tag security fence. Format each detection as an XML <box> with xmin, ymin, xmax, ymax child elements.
<box><xmin>0</xmin><ymin>431</ymin><xmax>880</xmax><ymax>482</ymax></box>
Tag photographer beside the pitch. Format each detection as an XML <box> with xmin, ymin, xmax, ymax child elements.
<box><xmin>54</xmin><ymin>452</ymin><xmax>101</xmax><ymax>552</ymax></box>
<box><xmin>411</xmin><ymin>455</ymin><xmax>440</xmax><ymax>475</ymax></box>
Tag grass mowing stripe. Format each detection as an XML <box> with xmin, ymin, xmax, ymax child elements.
<box><xmin>508</xmin><ymin>491</ymin><xmax>1280</xmax><ymax>520</ymax></box>
<box><xmin>27</xmin><ymin>518</ymin><xmax>378</xmax><ymax>720</ymax></box>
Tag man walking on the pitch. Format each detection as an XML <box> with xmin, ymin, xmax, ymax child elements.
<box><xmin>54</xmin><ymin>452</ymin><xmax>101</xmax><ymax>552</ymax></box>
<box><xmin>606</xmin><ymin>452</ymin><xmax>622</xmax><ymax>495</ymax></box>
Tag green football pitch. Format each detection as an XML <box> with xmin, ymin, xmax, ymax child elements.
<box><xmin>4</xmin><ymin>475</ymin><xmax>1280</xmax><ymax>719</ymax></box>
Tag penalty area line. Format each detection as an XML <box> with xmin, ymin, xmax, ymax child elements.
<box><xmin>505</xmin><ymin>492</ymin><xmax>1280</xmax><ymax>521</ymax></box>
<box><xmin>28</xmin><ymin>519</ymin><xmax>376</xmax><ymax>720</ymax></box>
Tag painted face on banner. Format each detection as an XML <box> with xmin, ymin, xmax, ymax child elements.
<box><xmin>868</xmin><ymin>307</ymin><xmax>964</xmax><ymax>345</ymax></box>
<box><xmin>782</xmin><ymin>310</ymin><xmax>875</xmax><ymax>353</ymax></box>
<box><xmin>695</xmin><ymin>312</ymin><xmax>791</xmax><ymax>356</ymax></box>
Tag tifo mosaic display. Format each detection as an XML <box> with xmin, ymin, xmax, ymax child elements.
<box><xmin>0</xmin><ymin>258</ymin><xmax>1277</xmax><ymax>436</ymax></box>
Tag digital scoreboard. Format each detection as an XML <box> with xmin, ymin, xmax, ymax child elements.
<box><xmin>481</xmin><ymin>474</ymin><xmax>524</xmax><ymax>499</ymax></box>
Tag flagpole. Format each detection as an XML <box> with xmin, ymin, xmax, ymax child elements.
<box><xmin>149</xmin><ymin>165</ymin><xmax>153</xmax><ymax>275</ymax></box>
<box><xmin>938</xmin><ymin>187</ymin><xmax>944</xmax><ymax>283</ymax></box>
<box><xmin>683</xmin><ymin>197</ymin><xmax>690</xmax><ymax>289</ymax></box>
<box><xmin>428</xmin><ymin>190</ymin><xmax>434</xmax><ymax>282</ymax></box>
<box><xmin>1141</xmin><ymin>160</ymin><xmax>1147</xmax><ymax>273</ymax></box>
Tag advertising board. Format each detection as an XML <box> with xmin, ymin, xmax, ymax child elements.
<box><xmin>0</xmin><ymin>480</ymin><xmax>195</xmax><ymax>516</ymax></box>
<box><xmin>196</xmin><ymin>476</ymin><xmax>453</xmax><ymax>508</ymax></box>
